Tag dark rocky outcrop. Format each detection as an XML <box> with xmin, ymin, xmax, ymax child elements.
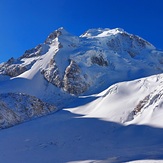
<box><xmin>0</xmin><ymin>93</ymin><xmax>57</xmax><ymax>129</ymax></box>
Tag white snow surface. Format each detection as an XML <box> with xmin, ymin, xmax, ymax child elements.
<box><xmin>0</xmin><ymin>74</ymin><xmax>162</xmax><ymax>163</ymax></box>
<box><xmin>66</xmin><ymin>73</ymin><xmax>163</xmax><ymax>128</ymax></box>
<box><xmin>0</xmin><ymin>27</ymin><xmax>163</xmax><ymax>162</ymax></box>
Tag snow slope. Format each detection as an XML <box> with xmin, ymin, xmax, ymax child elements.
<box><xmin>0</xmin><ymin>74</ymin><xmax>162</xmax><ymax>163</ymax></box>
<box><xmin>66</xmin><ymin>73</ymin><xmax>163</xmax><ymax>128</ymax></box>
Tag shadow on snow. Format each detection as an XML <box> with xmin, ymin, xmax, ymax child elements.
<box><xmin>0</xmin><ymin>110</ymin><xmax>163</xmax><ymax>163</ymax></box>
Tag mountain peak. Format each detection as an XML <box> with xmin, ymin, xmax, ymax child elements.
<box><xmin>45</xmin><ymin>27</ymin><xmax>71</xmax><ymax>44</ymax></box>
<box><xmin>55</xmin><ymin>27</ymin><xmax>70</xmax><ymax>35</ymax></box>
<box><xmin>80</xmin><ymin>27</ymin><xmax>125</xmax><ymax>38</ymax></box>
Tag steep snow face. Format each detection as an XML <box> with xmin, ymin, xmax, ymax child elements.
<box><xmin>66</xmin><ymin>73</ymin><xmax>163</xmax><ymax>128</ymax></box>
<box><xmin>0</xmin><ymin>27</ymin><xmax>162</xmax><ymax>99</ymax></box>
<box><xmin>0</xmin><ymin>93</ymin><xmax>57</xmax><ymax>129</ymax></box>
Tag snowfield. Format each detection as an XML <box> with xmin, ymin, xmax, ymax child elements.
<box><xmin>67</xmin><ymin>74</ymin><xmax>163</xmax><ymax>128</ymax></box>
<box><xmin>0</xmin><ymin>74</ymin><xmax>162</xmax><ymax>163</ymax></box>
<box><xmin>0</xmin><ymin>27</ymin><xmax>162</xmax><ymax>163</ymax></box>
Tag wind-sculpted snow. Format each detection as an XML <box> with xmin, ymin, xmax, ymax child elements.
<box><xmin>67</xmin><ymin>73</ymin><xmax>163</xmax><ymax>128</ymax></box>
<box><xmin>0</xmin><ymin>93</ymin><xmax>57</xmax><ymax>129</ymax></box>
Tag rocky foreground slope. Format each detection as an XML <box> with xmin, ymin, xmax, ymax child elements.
<box><xmin>0</xmin><ymin>93</ymin><xmax>56</xmax><ymax>128</ymax></box>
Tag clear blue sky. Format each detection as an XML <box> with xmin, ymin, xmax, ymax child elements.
<box><xmin>0</xmin><ymin>0</ymin><xmax>163</xmax><ymax>62</ymax></box>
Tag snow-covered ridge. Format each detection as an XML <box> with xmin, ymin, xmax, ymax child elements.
<box><xmin>80</xmin><ymin>27</ymin><xmax>154</xmax><ymax>48</ymax></box>
<box><xmin>80</xmin><ymin>28</ymin><xmax>125</xmax><ymax>37</ymax></box>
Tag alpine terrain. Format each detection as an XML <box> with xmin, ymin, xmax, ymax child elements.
<box><xmin>0</xmin><ymin>27</ymin><xmax>163</xmax><ymax>163</ymax></box>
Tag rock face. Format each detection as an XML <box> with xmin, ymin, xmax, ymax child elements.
<box><xmin>63</xmin><ymin>60</ymin><xmax>90</xmax><ymax>94</ymax></box>
<box><xmin>0</xmin><ymin>58</ymin><xmax>36</xmax><ymax>77</ymax></box>
<box><xmin>41</xmin><ymin>59</ymin><xmax>63</xmax><ymax>88</ymax></box>
<box><xmin>91</xmin><ymin>55</ymin><xmax>108</xmax><ymax>66</ymax></box>
<box><xmin>21</xmin><ymin>44</ymin><xmax>50</xmax><ymax>58</ymax></box>
<box><xmin>45</xmin><ymin>29</ymin><xmax>62</xmax><ymax>44</ymax></box>
<box><xmin>41</xmin><ymin>59</ymin><xmax>90</xmax><ymax>95</ymax></box>
<box><xmin>0</xmin><ymin>27</ymin><xmax>163</xmax><ymax>97</ymax></box>
<box><xmin>0</xmin><ymin>93</ymin><xmax>57</xmax><ymax>129</ymax></box>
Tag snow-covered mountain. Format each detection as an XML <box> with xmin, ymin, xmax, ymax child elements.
<box><xmin>0</xmin><ymin>27</ymin><xmax>163</xmax><ymax>162</ymax></box>
<box><xmin>0</xmin><ymin>27</ymin><xmax>162</xmax><ymax>99</ymax></box>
